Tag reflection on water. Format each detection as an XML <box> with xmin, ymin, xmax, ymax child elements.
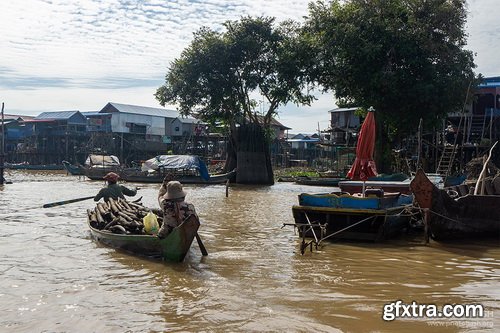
<box><xmin>0</xmin><ymin>170</ymin><xmax>498</xmax><ymax>332</ymax></box>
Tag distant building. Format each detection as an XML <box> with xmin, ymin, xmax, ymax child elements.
<box><xmin>170</xmin><ymin>117</ymin><xmax>207</xmax><ymax>137</ymax></box>
<box><xmin>327</xmin><ymin>107</ymin><xmax>361</xmax><ymax>145</ymax></box>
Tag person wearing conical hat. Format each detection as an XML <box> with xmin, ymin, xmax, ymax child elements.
<box><xmin>157</xmin><ymin>180</ymin><xmax>197</xmax><ymax>239</ymax></box>
<box><xmin>94</xmin><ymin>172</ymin><xmax>137</xmax><ymax>202</ymax></box>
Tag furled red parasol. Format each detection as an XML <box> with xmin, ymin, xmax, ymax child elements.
<box><xmin>346</xmin><ymin>107</ymin><xmax>378</xmax><ymax>194</ymax></box>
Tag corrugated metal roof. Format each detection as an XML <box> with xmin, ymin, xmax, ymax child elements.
<box><xmin>103</xmin><ymin>102</ymin><xmax>179</xmax><ymax>118</ymax></box>
<box><xmin>173</xmin><ymin>117</ymin><xmax>205</xmax><ymax>124</ymax></box>
<box><xmin>328</xmin><ymin>107</ymin><xmax>360</xmax><ymax>113</ymax></box>
<box><xmin>82</xmin><ymin>111</ymin><xmax>111</xmax><ymax>117</ymax></box>
<box><xmin>35</xmin><ymin>111</ymin><xmax>80</xmax><ymax>120</ymax></box>
<box><xmin>479</xmin><ymin>76</ymin><xmax>500</xmax><ymax>88</ymax></box>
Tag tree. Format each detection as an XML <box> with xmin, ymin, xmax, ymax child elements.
<box><xmin>156</xmin><ymin>16</ymin><xmax>315</xmax><ymax>184</ymax></box>
<box><xmin>304</xmin><ymin>0</ymin><xmax>477</xmax><ymax>171</ymax></box>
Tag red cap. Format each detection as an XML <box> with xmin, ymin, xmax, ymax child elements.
<box><xmin>103</xmin><ymin>172</ymin><xmax>120</xmax><ymax>182</ymax></box>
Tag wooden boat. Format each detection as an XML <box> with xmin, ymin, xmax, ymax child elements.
<box><xmin>83</xmin><ymin>154</ymin><xmax>122</xmax><ymax>180</ymax></box>
<box><xmin>120</xmin><ymin>168</ymin><xmax>236</xmax><ymax>184</ymax></box>
<box><xmin>87</xmin><ymin>214</ymin><xmax>200</xmax><ymax>262</ymax></box>
<box><xmin>338</xmin><ymin>179</ymin><xmax>413</xmax><ymax>194</ymax></box>
<box><xmin>62</xmin><ymin>160</ymin><xmax>85</xmax><ymax>175</ymax></box>
<box><xmin>338</xmin><ymin>174</ymin><xmax>443</xmax><ymax>194</ymax></box>
<box><xmin>4</xmin><ymin>162</ymin><xmax>64</xmax><ymax>170</ymax></box>
<box><xmin>410</xmin><ymin>169</ymin><xmax>500</xmax><ymax>241</ymax></box>
<box><xmin>291</xmin><ymin>190</ymin><xmax>414</xmax><ymax>245</ymax></box>
<box><xmin>294</xmin><ymin>177</ymin><xmax>345</xmax><ymax>187</ymax></box>
<box><xmin>368</xmin><ymin>173</ymin><xmax>409</xmax><ymax>182</ymax></box>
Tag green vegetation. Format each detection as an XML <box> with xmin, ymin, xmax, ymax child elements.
<box><xmin>156</xmin><ymin>16</ymin><xmax>315</xmax><ymax>184</ymax></box>
<box><xmin>303</xmin><ymin>0</ymin><xmax>478</xmax><ymax>171</ymax></box>
<box><xmin>157</xmin><ymin>1</ymin><xmax>479</xmax><ymax>178</ymax></box>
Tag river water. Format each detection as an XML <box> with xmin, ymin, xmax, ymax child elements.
<box><xmin>0</xmin><ymin>170</ymin><xmax>498</xmax><ymax>333</ymax></box>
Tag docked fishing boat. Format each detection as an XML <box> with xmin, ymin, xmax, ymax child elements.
<box><xmin>84</xmin><ymin>154</ymin><xmax>122</xmax><ymax>180</ymax></box>
<box><xmin>87</xmin><ymin>198</ymin><xmax>200</xmax><ymax>262</ymax></box>
<box><xmin>120</xmin><ymin>154</ymin><xmax>236</xmax><ymax>184</ymax></box>
<box><xmin>62</xmin><ymin>160</ymin><xmax>85</xmax><ymax>175</ymax></box>
<box><xmin>294</xmin><ymin>177</ymin><xmax>345</xmax><ymax>187</ymax></box>
<box><xmin>291</xmin><ymin>190</ymin><xmax>414</xmax><ymax>246</ymax></box>
<box><xmin>338</xmin><ymin>174</ymin><xmax>443</xmax><ymax>194</ymax></box>
<box><xmin>4</xmin><ymin>162</ymin><xmax>64</xmax><ymax>170</ymax></box>
<box><xmin>410</xmin><ymin>169</ymin><xmax>500</xmax><ymax>241</ymax></box>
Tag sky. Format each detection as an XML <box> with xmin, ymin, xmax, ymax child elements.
<box><xmin>1</xmin><ymin>0</ymin><xmax>499</xmax><ymax>133</ymax></box>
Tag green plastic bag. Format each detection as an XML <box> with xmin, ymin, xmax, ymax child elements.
<box><xmin>143</xmin><ymin>211</ymin><xmax>159</xmax><ymax>235</ymax></box>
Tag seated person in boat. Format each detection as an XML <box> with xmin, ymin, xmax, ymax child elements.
<box><xmin>157</xmin><ymin>180</ymin><xmax>197</xmax><ymax>239</ymax></box>
<box><xmin>94</xmin><ymin>172</ymin><xmax>137</xmax><ymax>202</ymax></box>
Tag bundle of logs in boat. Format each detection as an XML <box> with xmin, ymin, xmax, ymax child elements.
<box><xmin>87</xmin><ymin>198</ymin><xmax>163</xmax><ymax>234</ymax></box>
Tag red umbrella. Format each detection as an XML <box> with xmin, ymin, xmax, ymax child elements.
<box><xmin>347</xmin><ymin>107</ymin><xmax>378</xmax><ymax>189</ymax></box>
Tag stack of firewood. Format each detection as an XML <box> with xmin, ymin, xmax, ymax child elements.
<box><xmin>87</xmin><ymin>198</ymin><xmax>163</xmax><ymax>234</ymax></box>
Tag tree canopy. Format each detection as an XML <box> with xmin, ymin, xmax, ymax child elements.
<box><xmin>303</xmin><ymin>0</ymin><xmax>477</xmax><ymax>136</ymax></box>
<box><xmin>155</xmin><ymin>16</ymin><xmax>316</xmax><ymax>128</ymax></box>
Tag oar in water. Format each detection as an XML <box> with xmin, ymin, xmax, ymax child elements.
<box><xmin>43</xmin><ymin>196</ymin><xmax>95</xmax><ymax>208</ymax></box>
<box><xmin>195</xmin><ymin>233</ymin><xmax>208</xmax><ymax>256</ymax></box>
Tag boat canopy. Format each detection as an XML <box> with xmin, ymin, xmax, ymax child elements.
<box><xmin>85</xmin><ymin>154</ymin><xmax>120</xmax><ymax>167</ymax></box>
<box><xmin>141</xmin><ymin>155</ymin><xmax>210</xmax><ymax>181</ymax></box>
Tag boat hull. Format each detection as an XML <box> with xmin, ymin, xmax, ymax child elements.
<box><xmin>120</xmin><ymin>168</ymin><xmax>236</xmax><ymax>184</ymax></box>
<box><xmin>292</xmin><ymin>193</ymin><xmax>413</xmax><ymax>242</ymax></box>
<box><xmin>292</xmin><ymin>204</ymin><xmax>412</xmax><ymax>242</ymax></box>
<box><xmin>338</xmin><ymin>180</ymin><xmax>411</xmax><ymax>194</ymax></box>
<box><xmin>62</xmin><ymin>161</ymin><xmax>85</xmax><ymax>175</ymax></box>
<box><xmin>87</xmin><ymin>214</ymin><xmax>200</xmax><ymax>262</ymax></box>
<box><xmin>410</xmin><ymin>169</ymin><xmax>500</xmax><ymax>240</ymax></box>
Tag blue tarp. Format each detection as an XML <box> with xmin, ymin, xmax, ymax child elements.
<box><xmin>141</xmin><ymin>155</ymin><xmax>210</xmax><ymax>181</ymax></box>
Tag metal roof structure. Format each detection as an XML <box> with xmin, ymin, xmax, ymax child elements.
<box><xmin>479</xmin><ymin>76</ymin><xmax>500</xmax><ymax>88</ymax></box>
<box><xmin>35</xmin><ymin>110</ymin><xmax>81</xmax><ymax>120</ymax></box>
<box><xmin>101</xmin><ymin>102</ymin><xmax>179</xmax><ymax>118</ymax></box>
<box><xmin>327</xmin><ymin>107</ymin><xmax>360</xmax><ymax>113</ymax></box>
<box><xmin>172</xmin><ymin>117</ymin><xmax>206</xmax><ymax>124</ymax></box>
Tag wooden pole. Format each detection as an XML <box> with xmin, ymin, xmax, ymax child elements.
<box><xmin>474</xmin><ymin>141</ymin><xmax>498</xmax><ymax>195</ymax></box>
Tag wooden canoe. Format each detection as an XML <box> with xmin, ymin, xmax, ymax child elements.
<box><xmin>410</xmin><ymin>169</ymin><xmax>500</xmax><ymax>240</ymax></box>
<box><xmin>87</xmin><ymin>214</ymin><xmax>200</xmax><ymax>262</ymax></box>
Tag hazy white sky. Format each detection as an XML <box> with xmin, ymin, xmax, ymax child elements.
<box><xmin>1</xmin><ymin>0</ymin><xmax>498</xmax><ymax>133</ymax></box>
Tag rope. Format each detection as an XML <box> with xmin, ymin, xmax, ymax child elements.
<box><xmin>415</xmin><ymin>207</ymin><xmax>463</xmax><ymax>224</ymax></box>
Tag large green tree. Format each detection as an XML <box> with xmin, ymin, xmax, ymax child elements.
<box><xmin>156</xmin><ymin>16</ymin><xmax>315</xmax><ymax>184</ymax></box>
<box><xmin>304</xmin><ymin>0</ymin><xmax>477</xmax><ymax>170</ymax></box>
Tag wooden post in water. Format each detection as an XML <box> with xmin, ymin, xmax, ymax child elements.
<box><xmin>1</xmin><ymin>102</ymin><xmax>5</xmax><ymax>185</ymax></box>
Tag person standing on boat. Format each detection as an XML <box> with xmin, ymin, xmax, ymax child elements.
<box><xmin>157</xmin><ymin>180</ymin><xmax>197</xmax><ymax>239</ymax></box>
<box><xmin>94</xmin><ymin>172</ymin><xmax>137</xmax><ymax>202</ymax></box>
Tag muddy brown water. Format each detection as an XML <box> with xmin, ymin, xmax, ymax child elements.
<box><xmin>0</xmin><ymin>170</ymin><xmax>498</xmax><ymax>332</ymax></box>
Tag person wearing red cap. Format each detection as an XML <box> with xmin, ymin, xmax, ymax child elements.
<box><xmin>94</xmin><ymin>172</ymin><xmax>137</xmax><ymax>202</ymax></box>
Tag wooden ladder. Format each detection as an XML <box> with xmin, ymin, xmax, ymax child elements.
<box><xmin>467</xmin><ymin>114</ymin><xmax>487</xmax><ymax>143</ymax></box>
<box><xmin>436</xmin><ymin>144</ymin><xmax>457</xmax><ymax>177</ymax></box>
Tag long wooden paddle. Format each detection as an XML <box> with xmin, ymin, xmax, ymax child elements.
<box><xmin>43</xmin><ymin>196</ymin><xmax>94</xmax><ymax>208</ymax></box>
<box><xmin>195</xmin><ymin>233</ymin><xmax>208</xmax><ymax>256</ymax></box>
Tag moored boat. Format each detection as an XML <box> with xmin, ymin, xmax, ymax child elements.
<box><xmin>120</xmin><ymin>154</ymin><xmax>236</xmax><ymax>184</ymax></box>
<box><xmin>121</xmin><ymin>167</ymin><xmax>236</xmax><ymax>184</ymax></box>
<box><xmin>338</xmin><ymin>174</ymin><xmax>443</xmax><ymax>195</ymax></box>
<box><xmin>83</xmin><ymin>154</ymin><xmax>122</xmax><ymax>180</ymax></box>
<box><xmin>294</xmin><ymin>177</ymin><xmax>345</xmax><ymax>187</ymax></box>
<box><xmin>291</xmin><ymin>190</ymin><xmax>414</xmax><ymax>245</ymax></box>
<box><xmin>62</xmin><ymin>160</ymin><xmax>85</xmax><ymax>175</ymax></box>
<box><xmin>5</xmin><ymin>162</ymin><xmax>64</xmax><ymax>170</ymax></box>
<box><xmin>410</xmin><ymin>169</ymin><xmax>500</xmax><ymax>241</ymax></box>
